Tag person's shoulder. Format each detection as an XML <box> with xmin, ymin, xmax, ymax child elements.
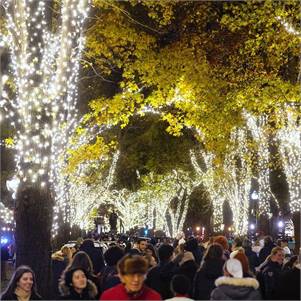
<box><xmin>100</xmin><ymin>283</ymin><xmax>125</xmax><ymax>300</ymax></box>
<box><xmin>144</xmin><ymin>285</ymin><xmax>162</xmax><ymax>299</ymax></box>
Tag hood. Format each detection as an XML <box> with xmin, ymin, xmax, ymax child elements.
<box><xmin>215</xmin><ymin>276</ymin><xmax>259</xmax><ymax>289</ymax></box>
<box><xmin>214</xmin><ymin>277</ymin><xmax>259</xmax><ymax>299</ymax></box>
<box><xmin>201</xmin><ymin>259</ymin><xmax>224</xmax><ymax>279</ymax></box>
<box><xmin>59</xmin><ymin>279</ymin><xmax>98</xmax><ymax>298</ymax></box>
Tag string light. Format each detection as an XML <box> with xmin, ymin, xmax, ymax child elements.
<box><xmin>245</xmin><ymin>111</ymin><xmax>278</xmax><ymax>217</ymax></box>
<box><xmin>3</xmin><ymin>0</ymin><xmax>89</xmax><ymax>235</ymax></box>
<box><xmin>277</xmin><ymin>105</ymin><xmax>301</xmax><ymax>214</ymax></box>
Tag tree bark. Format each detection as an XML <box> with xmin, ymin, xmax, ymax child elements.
<box><xmin>15</xmin><ymin>184</ymin><xmax>53</xmax><ymax>299</ymax></box>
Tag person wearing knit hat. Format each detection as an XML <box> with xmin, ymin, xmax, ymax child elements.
<box><xmin>210</xmin><ymin>259</ymin><xmax>262</xmax><ymax>300</ymax></box>
<box><xmin>230</xmin><ymin>248</ymin><xmax>254</xmax><ymax>277</ymax></box>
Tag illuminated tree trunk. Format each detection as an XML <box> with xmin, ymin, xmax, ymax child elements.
<box><xmin>3</xmin><ymin>0</ymin><xmax>88</xmax><ymax>297</ymax></box>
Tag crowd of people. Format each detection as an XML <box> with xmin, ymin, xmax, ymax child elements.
<box><xmin>1</xmin><ymin>234</ymin><xmax>300</xmax><ymax>300</ymax></box>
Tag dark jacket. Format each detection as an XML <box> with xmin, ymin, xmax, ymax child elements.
<box><xmin>244</xmin><ymin>247</ymin><xmax>259</xmax><ymax>272</ymax></box>
<box><xmin>51</xmin><ymin>253</ymin><xmax>69</xmax><ymax>299</ymax></box>
<box><xmin>210</xmin><ymin>276</ymin><xmax>262</xmax><ymax>300</ymax></box>
<box><xmin>178</xmin><ymin>260</ymin><xmax>198</xmax><ymax>285</ymax></box>
<box><xmin>79</xmin><ymin>240</ymin><xmax>105</xmax><ymax>274</ymax></box>
<box><xmin>258</xmin><ymin>242</ymin><xmax>276</xmax><ymax>265</ymax></box>
<box><xmin>273</xmin><ymin>266</ymin><xmax>300</xmax><ymax>300</ymax></box>
<box><xmin>98</xmin><ymin>266</ymin><xmax>121</xmax><ymax>294</ymax></box>
<box><xmin>257</xmin><ymin>260</ymin><xmax>282</xmax><ymax>300</ymax></box>
<box><xmin>145</xmin><ymin>261</ymin><xmax>179</xmax><ymax>299</ymax></box>
<box><xmin>1</xmin><ymin>291</ymin><xmax>42</xmax><ymax>300</ymax></box>
<box><xmin>59</xmin><ymin>279</ymin><xmax>98</xmax><ymax>300</ymax></box>
<box><xmin>193</xmin><ymin>259</ymin><xmax>224</xmax><ymax>300</ymax></box>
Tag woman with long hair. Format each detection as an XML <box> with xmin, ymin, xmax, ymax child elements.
<box><xmin>1</xmin><ymin>265</ymin><xmax>42</xmax><ymax>300</ymax></box>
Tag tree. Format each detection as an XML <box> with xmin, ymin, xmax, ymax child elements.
<box><xmin>1</xmin><ymin>0</ymin><xmax>89</xmax><ymax>296</ymax></box>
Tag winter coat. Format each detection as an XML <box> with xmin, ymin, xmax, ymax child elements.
<box><xmin>100</xmin><ymin>283</ymin><xmax>161</xmax><ymax>300</ymax></box>
<box><xmin>1</xmin><ymin>292</ymin><xmax>42</xmax><ymax>301</ymax></box>
<box><xmin>258</xmin><ymin>242</ymin><xmax>276</xmax><ymax>265</ymax></box>
<box><xmin>257</xmin><ymin>260</ymin><xmax>282</xmax><ymax>300</ymax></box>
<box><xmin>178</xmin><ymin>260</ymin><xmax>198</xmax><ymax>286</ymax></box>
<box><xmin>210</xmin><ymin>276</ymin><xmax>262</xmax><ymax>300</ymax></box>
<box><xmin>193</xmin><ymin>259</ymin><xmax>224</xmax><ymax>300</ymax></box>
<box><xmin>79</xmin><ymin>241</ymin><xmax>105</xmax><ymax>274</ymax></box>
<box><xmin>59</xmin><ymin>279</ymin><xmax>98</xmax><ymax>300</ymax></box>
<box><xmin>244</xmin><ymin>247</ymin><xmax>259</xmax><ymax>273</ymax></box>
<box><xmin>145</xmin><ymin>261</ymin><xmax>179</xmax><ymax>300</ymax></box>
<box><xmin>98</xmin><ymin>266</ymin><xmax>121</xmax><ymax>294</ymax></box>
<box><xmin>273</xmin><ymin>265</ymin><xmax>300</xmax><ymax>300</ymax></box>
<box><xmin>51</xmin><ymin>253</ymin><xmax>69</xmax><ymax>299</ymax></box>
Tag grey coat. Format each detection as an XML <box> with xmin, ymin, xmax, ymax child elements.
<box><xmin>210</xmin><ymin>276</ymin><xmax>262</xmax><ymax>300</ymax></box>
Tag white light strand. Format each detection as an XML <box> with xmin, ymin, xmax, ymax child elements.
<box><xmin>245</xmin><ymin>111</ymin><xmax>279</xmax><ymax>217</ymax></box>
<box><xmin>3</xmin><ymin>0</ymin><xmax>89</xmax><ymax>234</ymax></box>
<box><xmin>277</xmin><ymin>106</ymin><xmax>301</xmax><ymax>214</ymax></box>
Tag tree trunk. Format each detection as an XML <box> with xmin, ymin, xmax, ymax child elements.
<box><xmin>15</xmin><ymin>183</ymin><xmax>53</xmax><ymax>299</ymax></box>
<box><xmin>292</xmin><ymin>211</ymin><xmax>300</xmax><ymax>254</ymax></box>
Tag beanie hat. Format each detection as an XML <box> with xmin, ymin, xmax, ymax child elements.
<box><xmin>225</xmin><ymin>258</ymin><xmax>243</xmax><ymax>278</ymax></box>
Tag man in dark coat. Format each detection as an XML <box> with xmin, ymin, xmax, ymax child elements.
<box><xmin>258</xmin><ymin>236</ymin><xmax>276</xmax><ymax>264</ymax></box>
<box><xmin>257</xmin><ymin>246</ymin><xmax>284</xmax><ymax>299</ymax></box>
<box><xmin>273</xmin><ymin>257</ymin><xmax>300</xmax><ymax>300</ymax></box>
<box><xmin>79</xmin><ymin>239</ymin><xmax>105</xmax><ymax>274</ymax></box>
<box><xmin>145</xmin><ymin>244</ymin><xmax>179</xmax><ymax>299</ymax></box>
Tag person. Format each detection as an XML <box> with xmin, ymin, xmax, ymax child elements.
<box><xmin>231</xmin><ymin>237</ymin><xmax>243</xmax><ymax>253</ymax></box>
<box><xmin>213</xmin><ymin>236</ymin><xmax>230</xmax><ymax>260</ymax></box>
<box><xmin>51</xmin><ymin>246</ymin><xmax>73</xmax><ymax>299</ymax></box>
<box><xmin>99</xmin><ymin>246</ymin><xmax>124</xmax><ymax>293</ymax></box>
<box><xmin>177</xmin><ymin>251</ymin><xmax>198</xmax><ymax>291</ymax></box>
<box><xmin>193</xmin><ymin>243</ymin><xmax>224</xmax><ymax>300</ymax></box>
<box><xmin>258</xmin><ymin>235</ymin><xmax>276</xmax><ymax>264</ymax></box>
<box><xmin>282</xmin><ymin>255</ymin><xmax>298</xmax><ymax>271</ymax></box>
<box><xmin>230</xmin><ymin>248</ymin><xmax>254</xmax><ymax>277</ymax></box>
<box><xmin>59</xmin><ymin>267</ymin><xmax>98</xmax><ymax>300</ymax></box>
<box><xmin>280</xmin><ymin>239</ymin><xmax>291</xmax><ymax>257</ymax></box>
<box><xmin>1</xmin><ymin>243</ymin><xmax>10</xmax><ymax>281</ymax></box>
<box><xmin>100</xmin><ymin>255</ymin><xmax>161</xmax><ymax>300</ymax></box>
<box><xmin>273</xmin><ymin>255</ymin><xmax>300</xmax><ymax>300</ymax></box>
<box><xmin>146</xmin><ymin>244</ymin><xmax>180</xmax><ymax>299</ymax></box>
<box><xmin>166</xmin><ymin>275</ymin><xmax>193</xmax><ymax>301</ymax></box>
<box><xmin>210</xmin><ymin>259</ymin><xmax>261</xmax><ymax>300</ymax></box>
<box><xmin>145</xmin><ymin>244</ymin><xmax>159</xmax><ymax>264</ymax></box>
<box><xmin>128</xmin><ymin>238</ymin><xmax>148</xmax><ymax>256</ymax></box>
<box><xmin>184</xmin><ymin>237</ymin><xmax>203</xmax><ymax>265</ymax></box>
<box><xmin>65</xmin><ymin>251</ymin><xmax>100</xmax><ymax>297</ymax></box>
<box><xmin>79</xmin><ymin>239</ymin><xmax>105</xmax><ymax>274</ymax></box>
<box><xmin>256</xmin><ymin>246</ymin><xmax>284</xmax><ymax>299</ymax></box>
<box><xmin>1</xmin><ymin>265</ymin><xmax>42</xmax><ymax>300</ymax></box>
<box><xmin>242</xmin><ymin>238</ymin><xmax>259</xmax><ymax>273</ymax></box>
<box><xmin>109</xmin><ymin>210</ymin><xmax>118</xmax><ymax>233</ymax></box>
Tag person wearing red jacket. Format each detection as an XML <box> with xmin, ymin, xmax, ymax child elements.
<box><xmin>100</xmin><ymin>255</ymin><xmax>161</xmax><ymax>300</ymax></box>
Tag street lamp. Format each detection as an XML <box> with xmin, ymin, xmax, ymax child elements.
<box><xmin>196</xmin><ymin>226</ymin><xmax>200</xmax><ymax>232</ymax></box>
<box><xmin>249</xmin><ymin>223</ymin><xmax>255</xmax><ymax>230</ymax></box>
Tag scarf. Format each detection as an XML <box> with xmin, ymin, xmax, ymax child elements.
<box><xmin>15</xmin><ymin>287</ymin><xmax>31</xmax><ymax>301</ymax></box>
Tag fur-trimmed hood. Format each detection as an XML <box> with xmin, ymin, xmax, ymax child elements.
<box><xmin>211</xmin><ymin>277</ymin><xmax>261</xmax><ymax>300</ymax></box>
<box><xmin>59</xmin><ymin>279</ymin><xmax>98</xmax><ymax>299</ymax></box>
<box><xmin>215</xmin><ymin>276</ymin><xmax>259</xmax><ymax>289</ymax></box>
